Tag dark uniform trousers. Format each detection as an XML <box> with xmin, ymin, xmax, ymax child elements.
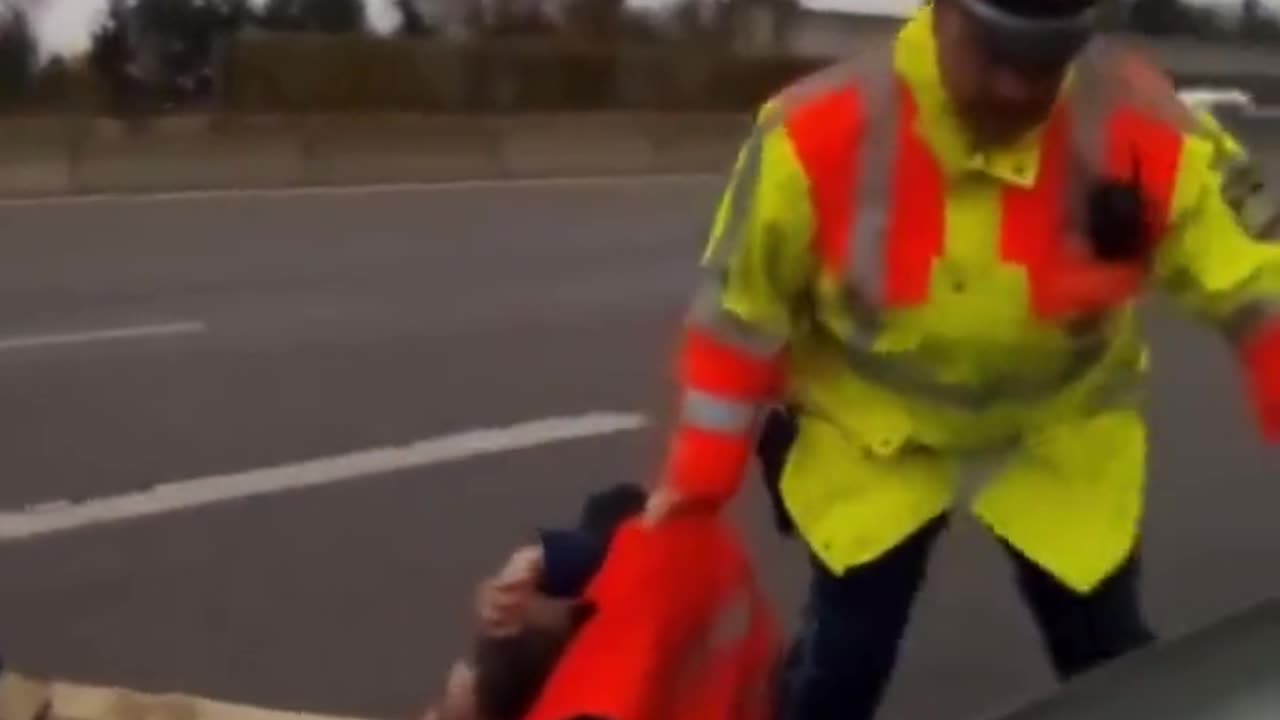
<box><xmin>759</xmin><ymin>410</ymin><xmax>1157</xmax><ymax>720</ymax></box>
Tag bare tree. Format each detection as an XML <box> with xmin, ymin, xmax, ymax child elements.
<box><xmin>0</xmin><ymin>2</ymin><xmax>35</xmax><ymax>106</ymax></box>
<box><xmin>260</xmin><ymin>0</ymin><xmax>367</xmax><ymax>33</ymax></box>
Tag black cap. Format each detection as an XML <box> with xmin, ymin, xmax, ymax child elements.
<box><xmin>978</xmin><ymin>0</ymin><xmax>1101</xmax><ymax>19</ymax></box>
<box><xmin>959</xmin><ymin>0</ymin><xmax>1101</xmax><ymax>67</ymax></box>
<box><xmin>576</xmin><ymin>483</ymin><xmax>647</xmax><ymax>539</ymax></box>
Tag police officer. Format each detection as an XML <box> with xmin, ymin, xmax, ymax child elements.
<box><xmin>644</xmin><ymin>0</ymin><xmax>1280</xmax><ymax>718</ymax></box>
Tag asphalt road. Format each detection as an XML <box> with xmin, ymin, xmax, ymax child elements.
<box><xmin>0</xmin><ymin>177</ymin><xmax>1277</xmax><ymax>720</ymax></box>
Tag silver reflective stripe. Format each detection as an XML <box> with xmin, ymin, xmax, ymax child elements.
<box><xmin>1222</xmin><ymin>299</ymin><xmax>1280</xmax><ymax>347</ymax></box>
<box><xmin>707</xmin><ymin>129</ymin><xmax>767</xmax><ymax>272</ymax></box>
<box><xmin>695</xmin><ymin>53</ymin><xmax>897</xmax><ymax>366</ymax></box>
<box><xmin>1061</xmin><ymin>45</ymin><xmax>1143</xmax><ymax>345</ymax></box>
<box><xmin>1065</xmin><ymin>42</ymin><xmax>1111</xmax><ymax>245</ymax></box>
<box><xmin>757</xmin><ymin>46</ymin><xmax>895</xmax><ymax>353</ymax></box>
<box><xmin>681</xmin><ymin>389</ymin><xmax>760</xmax><ymax>435</ymax></box>
<box><xmin>686</xmin><ymin>278</ymin><xmax>788</xmax><ymax>359</ymax></box>
<box><xmin>771</xmin><ymin>39</ymin><xmax>893</xmax><ymax>117</ymax></box>
<box><xmin>847</xmin><ymin>67</ymin><xmax>899</xmax><ymax>313</ymax></box>
<box><xmin>1221</xmin><ymin>157</ymin><xmax>1265</xmax><ymax>204</ymax></box>
<box><xmin>838</xmin><ymin>332</ymin><xmax>1111</xmax><ymax>411</ymax></box>
<box><xmin>813</xmin><ymin>42</ymin><xmax>1139</xmax><ymax>411</ymax></box>
<box><xmin>1068</xmin><ymin>43</ymin><xmax>1112</xmax><ymax>158</ymax></box>
<box><xmin>837</xmin><ymin>61</ymin><xmax>901</xmax><ymax>353</ymax></box>
<box><xmin>1234</xmin><ymin>189</ymin><xmax>1280</xmax><ymax>239</ymax></box>
<box><xmin>1087</xmin><ymin>364</ymin><xmax>1144</xmax><ymax>412</ymax></box>
<box><xmin>1214</xmin><ymin>134</ymin><xmax>1280</xmax><ymax>240</ymax></box>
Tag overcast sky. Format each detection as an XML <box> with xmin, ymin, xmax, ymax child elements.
<box><xmin>21</xmin><ymin>0</ymin><xmax>403</xmax><ymax>58</ymax></box>
<box><xmin>11</xmin><ymin>0</ymin><xmax>1272</xmax><ymax>60</ymax></box>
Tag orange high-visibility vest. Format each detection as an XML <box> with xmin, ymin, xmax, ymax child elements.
<box><xmin>522</xmin><ymin>517</ymin><xmax>780</xmax><ymax>720</ymax></box>
<box><xmin>663</xmin><ymin>40</ymin><xmax>1192</xmax><ymax>506</ymax></box>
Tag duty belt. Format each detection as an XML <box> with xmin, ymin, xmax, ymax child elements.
<box><xmin>830</xmin><ymin>322</ymin><xmax>1116</xmax><ymax>411</ymax></box>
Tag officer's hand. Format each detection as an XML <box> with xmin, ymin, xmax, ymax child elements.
<box><xmin>475</xmin><ymin>545</ymin><xmax>544</xmax><ymax>637</ymax></box>
<box><xmin>641</xmin><ymin>485</ymin><xmax>681</xmax><ymax>526</ymax></box>
<box><xmin>642</xmin><ymin>485</ymin><xmax>715</xmax><ymax>527</ymax></box>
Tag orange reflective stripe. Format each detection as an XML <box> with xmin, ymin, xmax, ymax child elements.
<box><xmin>1104</xmin><ymin>106</ymin><xmax>1183</xmax><ymax>242</ymax></box>
<box><xmin>782</xmin><ymin>60</ymin><xmax>947</xmax><ymax>344</ymax></box>
<box><xmin>1079</xmin><ymin>45</ymin><xmax>1187</xmax><ymax>243</ymax></box>
<box><xmin>1014</xmin><ymin>46</ymin><xmax>1186</xmax><ymax>322</ymax></box>
<box><xmin>773</xmin><ymin>42</ymin><xmax>893</xmax><ymax>282</ymax></box>
<box><xmin>664</xmin><ymin>425</ymin><xmax>754</xmax><ymax>501</ymax></box>
<box><xmin>783</xmin><ymin>85</ymin><xmax>863</xmax><ymax>278</ymax></box>
<box><xmin>1002</xmin><ymin>105</ymin><xmax>1071</xmax><ymax>269</ymax></box>
<box><xmin>670</xmin><ymin>583</ymin><xmax>779</xmax><ymax>720</ymax></box>
<box><xmin>680</xmin><ymin>327</ymin><xmax>784</xmax><ymax>401</ymax></box>
<box><xmin>1004</xmin><ymin>104</ymin><xmax>1074</xmax><ymax>318</ymax></box>
<box><xmin>884</xmin><ymin>80</ymin><xmax>946</xmax><ymax>307</ymax></box>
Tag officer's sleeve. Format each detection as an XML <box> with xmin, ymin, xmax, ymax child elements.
<box><xmin>660</xmin><ymin>106</ymin><xmax>818</xmax><ymax>505</ymax></box>
<box><xmin>1154</xmin><ymin>110</ymin><xmax>1280</xmax><ymax>442</ymax></box>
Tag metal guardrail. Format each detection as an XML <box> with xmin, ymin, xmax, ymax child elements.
<box><xmin>980</xmin><ymin>598</ymin><xmax>1280</xmax><ymax>720</ymax></box>
<box><xmin>0</xmin><ymin>113</ymin><xmax>749</xmax><ymax>198</ymax></box>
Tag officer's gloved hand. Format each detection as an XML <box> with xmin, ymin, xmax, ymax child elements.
<box><xmin>1086</xmin><ymin>166</ymin><xmax>1152</xmax><ymax>264</ymax></box>
<box><xmin>756</xmin><ymin>406</ymin><xmax>798</xmax><ymax>536</ymax></box>
<box><xmin>1040</xmin><ymin>161</ymin><xmax>1153</xmax><ymax>318</ymax></box>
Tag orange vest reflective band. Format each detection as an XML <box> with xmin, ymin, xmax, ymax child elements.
<box><xmin>522</xmin><ymin>517</ymin><xmax>780</xmax><ymax>720</ymax></box>
<box><xmin>667</xmin><ymin>289</ymin><xmax>785</xmax><ymax>501</ymax></box>
<box><xmin>779</xmin><ymin>44</ymin><xmax>1186</xmax><ymax>408</ymax></box>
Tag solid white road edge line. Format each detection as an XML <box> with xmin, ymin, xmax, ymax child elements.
<box><xmin>0</xmin><ymin>411</ymin><xmax>650</xmax><ymax>542</ymax></box>
<box><xmin>0</xmin><ymin>172</ymin><xmax>722</xmax><ymax>209</ymax></box>
<box><xmin>50</xmin><ymin>681</ymin><xmax>374</xmax><ymax>720</ymax></box>
<box><xmin>0</xmin><ymin>321</ymin><xmax>207</xmax><ymax>353</ymax></box>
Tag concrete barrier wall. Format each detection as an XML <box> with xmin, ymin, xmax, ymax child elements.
<box><xmin>0</xmin><ymin>113</ymin><xmax>752</xmax><ymax>198</ymax></box>
<box><xmin>1</xmin><ymin>670</ymin><xmax>371</xmax><ymax>720</ymax></box>
<box><xmin>2</xmin><ymin>112</ymin><xmax>1276</xmax><ymax>199</ymax></box>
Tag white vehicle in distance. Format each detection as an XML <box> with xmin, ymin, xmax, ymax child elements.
<box><xmin>1177</xmin><ymin>86</ymin><xmax>1257</xmax><ymax>115</ymax></box>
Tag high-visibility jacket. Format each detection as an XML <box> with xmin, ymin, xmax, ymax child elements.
<box><xmin>523</xmin><ymin>517</ymin><xmax>779</xmax><ymax>720</ymax></box>
<box><xmin>661</xmin><ymin>7</ymin><xmax>1280</xmax><ymax>592</ymax></box>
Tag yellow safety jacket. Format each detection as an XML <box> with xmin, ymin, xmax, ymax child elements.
<box><xmin>661</xmin><ymin>7</ymin><xmax>1280</xmax><ymax>592</ymax></box>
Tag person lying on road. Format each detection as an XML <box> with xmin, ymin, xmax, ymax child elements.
<box><xmin>421</xmin><ymin>484</ymin><xmax>648</xmax><ymax>720</ymax></box>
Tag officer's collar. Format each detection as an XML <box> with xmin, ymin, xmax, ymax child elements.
<box><xmin>894</xmin><ymin>7</ymin><xmax>1069</xmax><ymax>189</ymax></box>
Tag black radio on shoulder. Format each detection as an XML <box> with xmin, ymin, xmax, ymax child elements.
<box><xmin>1084</xmin><ymin>152</ymin><xmax>1151</xmax><ymax>263</ymax></box>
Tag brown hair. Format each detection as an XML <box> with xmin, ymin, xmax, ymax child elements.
<box><xmin>472</xmin><ymin>604</ymin><xmax>595</xmax><ymax>720</ymax></box>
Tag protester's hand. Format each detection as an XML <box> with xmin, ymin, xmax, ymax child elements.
<box><xmin>421</xmin><ymin>661</ymin><xmax>480</xmax><ymax>720</ymax></box>
<box><xmin>475</xmin><ymin>545</ymin><xmax>544</xmax><ymax>637</ymax></box>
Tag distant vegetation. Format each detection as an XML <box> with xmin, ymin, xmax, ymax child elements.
<box><xmin>0</xmin><ymin>0</ymin><xmax>807</xmax><ymax>112</ymax></box>
<box><xmin>0</xmin><ymin>3</ymin><xmax>35</xmax><ymax>108</ymax></box>
<box><xmin>1126</xmin><ymin>0</ymin><xmax>1280</xmax><ymax>40</ymax></box>
<box><xmin>0</xmin><ymin>0</ymin><xmax>1277</xmax><ymax>114</ymax></box>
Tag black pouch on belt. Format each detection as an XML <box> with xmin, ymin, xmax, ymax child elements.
<box><xmin>756</xmin><ymin>406</ymin><xmax>799</xmax><ymax>537</ymax></box>
<box><xmin>1085</xmin><ymin>152</ymin><xmax>1153</xmax><ymax>264</ymax></box>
